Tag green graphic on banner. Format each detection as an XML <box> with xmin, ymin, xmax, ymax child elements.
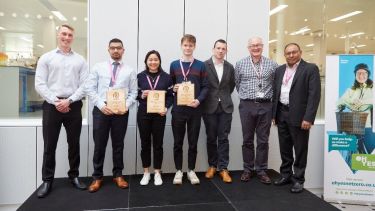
<box><xmin>352</xmin><ymin>154</ymin><xmax>375</xmax><ymax>171</ymax></box>
<box><xmin>328</xmin><ymin>134</ymin><xmax>357</xmax><ymax>152</ymax></box>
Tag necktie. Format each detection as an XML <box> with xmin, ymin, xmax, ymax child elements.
<box><xmin>109</xmin><ymin>62</ymin><xmax>120</xmax><ymax>87</ymax></box>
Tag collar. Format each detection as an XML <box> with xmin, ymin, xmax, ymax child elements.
<box><xmin>110</xmin><ymin>58</ymin><xmax>123</xmax><ymax>65</ymax></box>
<box><xmin>287</xmin><ymin>60</ymin><xmax>301</xmax><ymax>69</ymax></box>
<box><xmin>55</xmin><ymin>47</ymin><xmax>73</xmax><ymax>55</ymax></box>
<box><xmin>212</xmin><ymin>57</ymin><xmax>224</xmax><ymax>65</ymax></box>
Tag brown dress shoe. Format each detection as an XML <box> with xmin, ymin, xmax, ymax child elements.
<box><xmin>205</xmin><ymin>167</ymin><xmax>216</xmax><ymax>179</ymax></box>
<box><xmin>113</xmin><ymin>176</ymin><xmax>129</xmax><ymax>189</ymax></box>
<box><xmin>88</xmin><ymin>179</ymin><xmax>103</xmax><ymax>193</ymax></box>
<box><xmin>257</xmin><ymin>174</ymin><xmax>272</xmax><ymax>184</ymax></box>
<box><xmin>219</xmin><ymin>170</ymin><xmax>232</xmax><ymax>183</ymax></box>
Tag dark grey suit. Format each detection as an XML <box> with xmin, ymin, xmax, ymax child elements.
<box><xmin>202</xmin><ymin>58</ymin><xmax>235</xmax><ymax>170</ymax></box>
<box><xmin>272</xmin><ymin>59</ymin><xmax>321</xmax><ymax>183</ymax></box>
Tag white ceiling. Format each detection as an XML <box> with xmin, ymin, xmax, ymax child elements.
<box><xmin>269</xmin><ymin>0</ymin><xmax>375</xmax><ymax>58</ymax></box>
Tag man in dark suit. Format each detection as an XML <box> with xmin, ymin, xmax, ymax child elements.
<box><xmin>202</xmin><ymin>39</ymin><xmax>235</xmax><ymax>183</ymax></box>
<box><xmin>272</xmin><ymin>43</ymin><xmax>321</xmax><ymax>193</ymax></box>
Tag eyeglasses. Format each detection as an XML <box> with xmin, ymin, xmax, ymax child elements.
<box><xmin>284</xmin><ymin>50</ymin><xmax>300</xmax><ymax>56</ymax></box>
<box><xmin>248</xmin><ymin>44</ymin><xmax>263</xmax><ymax>49</ymax></box>
<box><xmin>109</xmin><ymin>46</ymin><xmax>123</xmax><ymax>51</ymax></box>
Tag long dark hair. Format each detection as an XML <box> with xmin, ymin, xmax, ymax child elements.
<box><xmin>144</xmin><ymin>50</ymin><xmax>163</xmax><ymax>72</ymax></box>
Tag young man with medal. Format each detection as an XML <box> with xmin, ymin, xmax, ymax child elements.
<box><xmin>85</xmin><ymin>38</ymin><xmax>137</xmax><ymax>192</ymax></box>
<box><xmin>234</xmin><ymin>37</ymin><xmax>278</xmax><ymax>184</ymax></box>
<box><xmin>170</xmin><ymin>34</ymin><xmax>208</xmax><ymax>185</ymax></box>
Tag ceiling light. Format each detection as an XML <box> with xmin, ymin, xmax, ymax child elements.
<box><xmin>0</xmin><ymin>12</ymin><xmax>4</xmax><ymax>17</ymax></box>
<box><xmin>12</xmin><ymin>13</ymin><xmax>17</xmax><ymax>17</ymax></box>
<box><xmin>268</xmin><ymin>39</ymin><xmax>277</xmax><ymax>44</ymax></box>
<box><xmin>345</xmin><ymin>20</ymin><xmax>352</xmax><ymax>24</ymax></box>
<box><xmin>290</xmin><ymin>27</ymin><xmax>311</xmax><ymax>35</ymax></box>
<box><xmin>356</xmin><ymin>44</ymin><xmax>366</xmax><ymax>48</ymax></box>
<box><xmin>304</xmin><ymin>19</ymin><xmax>308</xmax><ymax>22</ymax></box>
<box><xmin>269</xmin><ymin>5</ymin><xmax>288</xmax><ymax>16</ymax></box>
<box><xmin>84</xmin><ymin>17</ymin><xmax>88</xmax><ymax>22</ymax></box>
<box><xmin>0</xmin><ymin>26</ymin><xmax>6</xmax><ymax>30</ymax></box>
<box><xmin>305</xmin><ymin>44</ymin><xmax>314</xmax><ymax>47</ymax></box>
<box><xmin>339</xmin><ymin>32</ymin><xmax>365</xmax><ymax>39</ymax></box>
<box><xmin>51</xmin><ymin>11</ymin><xmax>67</xmax><ymax>21</ymax></box>
<box><xmin>49</xmin><ymin>15</ymin><xmax>53</xmax><ymax>20</ymax></box>
<box><xmin>24</xmin><ymin>13</ymin><xmax>29</xmax><ymax>18</ymax></box>
<box><xmin>37</xmin><ymin>44</ymin><xmax>45</xmax><ymax>48</ymax></box>
<box><xmin>309</xmin><ymin>54</ymin><xmax>314</xmax><ymax>56</ymax></box>
<box><xmin>37</xmin><ymin>14</ymin><xmax>42</xmax><ymax>19</ymax></box>
<box><xmin>72</xmin><ymin>16</ymin><xmax>77</xmax><ymax>21</ymax></box>
<box><xmin>20</xmin><ymin>37</ymin><xmax>32</xmax><ymax>42</ymax></box>
<box><xmin>329</xmin><ymin>11</ymin><xmax>362</xmax><ymax>22</ymax></box>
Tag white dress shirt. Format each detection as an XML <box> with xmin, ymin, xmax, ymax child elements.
<box><xmin>279</xmin><ymin>62</ymin><xmax>299</xmax><ymax>105</ymax></box>
<box><xmin>212</xmin><ymin>57</ymin><xmax>224</xmax><ymax>83</ymax></box>
<box><xmin>85</xmin><ymin>59</ymin><xmax>137</xmax><ymax>110</ymax></box>
<box><xmin>35</xmin><ymin>48</ymin><xmax>88</xmax><ymax>105</ymax></box>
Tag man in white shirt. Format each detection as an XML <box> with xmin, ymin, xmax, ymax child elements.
<box><xmin>85</xmin><ymin>38</ymin><xmax>137</xmax><ymax>193</ymax></box>
<box><xmin>202</xmin><ymin>39</ymin><xmax>235</xmax><ymax>183</ymax></box>
<box><xmin>35</xmin><ymin>24</ymin><xmax>88</xmax><ymax>198</ymax></box>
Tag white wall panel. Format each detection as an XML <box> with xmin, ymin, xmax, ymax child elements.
<box><xmin>185</xmin><ymin>0</ymin><xmax>228</xmax><ymax>60</ymax></box>
<box><xmin>37</xmin><ymin>125</ymin><xmax>89</xmax><ymax>186</ymax></box>
<box><xmin>0</xmin><ymin>127</ymin><xmax>36</xmax><ymax>204</ymax></box>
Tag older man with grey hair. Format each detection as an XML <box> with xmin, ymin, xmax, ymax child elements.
<box><xmin>235</xmin><ymin>37</ymin><xmax>278</xmax><ymax>184</ymax></box>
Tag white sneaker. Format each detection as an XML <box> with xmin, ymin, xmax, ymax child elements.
<box><xmin>173</xmin><ymin>170</ymin><xmax>183</xmax><ymax>185</ymax></box>
<box><xmin>140</xmin><ymin>172</ymin><xmax>151</xmax><ymax>185</ymax></box>
<box><xmin>154</xmin><ymin>172</ymin><xmax>163</xmax><ymax>186</ymax></box>
<box><xmin>187</xmin><ymin>170</ymin><xmax>200</xmax><ymax>185</ymax></box>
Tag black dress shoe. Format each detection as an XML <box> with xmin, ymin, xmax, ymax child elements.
<box><xmin>71</xmin><ymin>177</ymin><xmax>87</xmax><ymax>190</ymax></box>
<box><xmin>240</xmin><ymin>171</ymin><xmax>251</xmax><ymax>182</ymax></box>
<box><xmin>290</xmin><ymin>182</ymin><xmax>304</xmax><ymax>193</ymax></box>
<box><xmin>257</xmin><ymin>174</ymin><xmax>272</xmax><ymax>184</ymax></box>
<box><xmin>274</xmin><ymin>177</ymin><xmax>291</xmax><ymax>186</ymax></box>
<box><xmin>37</xmin><ymin>181</ymin><xmax>52</xmax><ymax>198</ymax></box>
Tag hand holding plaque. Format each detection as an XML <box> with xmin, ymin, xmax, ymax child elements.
<box><xmin>106</xmin><ymin>89</ymin><xmax>127</xmax><ymax>114</ymax></box>
<box><xmin>177</xmin><ymin>82</ymin><xmax>195</xmax><ymax>106</ymax></box>
<box><xmin>147</xmin><ymin>90</ymin><xmax>166</xmax><ymax>113</ymax></box>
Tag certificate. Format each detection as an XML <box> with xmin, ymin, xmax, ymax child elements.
<box><xmin>147</xmin><ymin>90</ymin><xmax>166</xmax><ymax>113</ymax></box>
<box><xmin>106</xmin><ymin>88</ymin><xmax>127</xmax><ymax>114</ymax></box>
<box><xmin>177</xmin><ymin>82</ymin><xmax>195</xmax><ymax>105</ymax></box>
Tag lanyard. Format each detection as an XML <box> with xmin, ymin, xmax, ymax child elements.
<box><xmin>250</xmin><ymin>57</ymin><xmax>263</xmax><ymax>80</ymax></box>
<box><xmin>283</xmin><ymin>64</ymin><xmax>297</xmax><ymax>85</ymax></box>
<box><xmin>179</xmin><ymin>59</ymin><xmax>194</xmax><ymax>81</ymax></box>
<box><xmin>109</xmin><ymin>61</ymin><xmax>121</xmax><ymax>86</ymax></box>
<box><xmin>146</xmin><ymin>74</ymin><xmax>161</xmax><ymax>90</ymax></box>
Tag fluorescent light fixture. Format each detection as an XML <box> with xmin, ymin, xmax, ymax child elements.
<box><xmin>345</xmin><ymin>20</ymin><xmax>352</xmax><ymax>23</ymax></box>
<box><xmin>309</xmin><ymin>54</ymin><xmax>314</xmax><ymax>56</ymax></box>
<box><xmin>20</xmin><ymin>37</ymin><xmax>32</xmax><ymax>42</ymax></box>
<box><xmin>268</xmin><ymin>39</ymin><xmax>277</xmax><ymax>44</ymax></box>
<box><xmin>290</xmin><ymin>27</ymin><xmax>310</xmax><ymax>35</ymax></box>
<box><xmin>12</xmin><ymin>13</ymin><xmax>17</xmax><ymax>17</ymax></box>
<box><xmin>339</xmin><ymin>32</ymin><xmax>365</xmax><ymax>39</ymax></box>
<box><xmin>305</xmin><ymin>44</ymin><xmax>314</xmax><ymax>47</ymax></box>
<box><xmin>351</xmin><ymin>44</ymin><xmax>366</xmax><ymax>49</ymax></box>
<box><xmin>0</xmin><ymin>26</ymin><xmax>6</xmax><ymax>30</ymax></box>
<box><xmin>0</xmin><ymin>12</ymin><xmax>4</xmax><ymax>17</ymax></box>
<box><xmin>329</xmin><ymin>11</ymin><xmax>362</xmax><ymax>22</ymax></box>
<box><xmin>84</xmin><ymin>17</ymin><xmax>88</xmax><ymax>22</ymax></box>
<box><xmin>72</xmin><ymin>16</ymin><xmax>77</xmax><ymax>21</ymax></box>
<box><xmin>51</xmin><ymin>11</ymin><xmax>67</xmax><ymax>21</ymax></box>
<box><xmin>37</xmin><ymin>14</ymin><xmax>42</xmax><ymax>19</ymax></box>
<box><xmin>24</xmin><ymin>13</ymin><xmax>29</xmax><ymax>18</ymax></box>
<box><xmin>37</xmin><ymin>44</ymin><xmax>45</xmax><ymax>48</ymax></box>
<box><xmin>269</xmin><ymin>5</ymin><xmax>288</xmax><ymax>16</ymax></box>
<box><xmin>49</xmin><ymin>15</ymin><xmax>53</xmax><ymax>20</ymax></box>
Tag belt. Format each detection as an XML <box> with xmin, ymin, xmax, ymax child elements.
<box><xmin>242</xmin><ymin>98</ymin><xmax>272</xmax><ymax>103</ymax></box>
<box><xmin>279</xmin><ymin>102</ymin><xmax>289</xmax><ymax>111</ymax></box>
<box><xmin>57</xmin><ymin>97</ymin><xmax>68</xmax><ymax>99</ymax></box>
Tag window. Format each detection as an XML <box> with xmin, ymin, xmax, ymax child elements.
<box><xmin>0</xmin><ymin>0</ymin><xmax>87</xmax><ymax>119</ymax></box>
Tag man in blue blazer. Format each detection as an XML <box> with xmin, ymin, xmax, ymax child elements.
<box><xmin>272</xmin><ymin>43</ymin><xmax>321</xmax><ymax>193</ymax></box>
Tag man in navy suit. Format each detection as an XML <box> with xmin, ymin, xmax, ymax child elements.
<box><xmin>272</xmin><ymin>43</ymin><xmax>321</xmax><ymax>193</ymax></box>
<box><xmin>202</xmin><ymin>39</ymin><xmax>235</xmax><ymax>183</ymax></box>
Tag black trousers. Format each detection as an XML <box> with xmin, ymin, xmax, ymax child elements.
<box><xmin>137</xmin><ymin>109</ymin><xmax>166</xmax><ymax>169</ymax></box>
<box><xmin>92</xmin><ymin>107</ymin><xmax>128</xmax><ymax>179</ymax></box>
<box><xmin>41</xmin><ymin>101</ymin><xmax>82</xmax><ymax>182</ymax></box>
<box><xmin>202</xmin><ymin>103</ymin><xmax>232</xmax><ymax>171</ymax></box>
<box><xmin>239</xmin><ymin>100</ymin><xmax>272</xmax><ymax>175</ymax></box>
<box><xmin>172</xmin><ymin>110</ymin><xmax>201</xmax><ymax>170</ymax></box>
<box><xmin>276</xmin><ymin>105</ymin><xmax>309</xmax><ymax>183</ymax></box>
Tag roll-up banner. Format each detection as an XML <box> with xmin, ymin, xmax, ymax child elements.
<box><xmin>324</xmin><ymin>55</ymin><xmax>375</xmax><ymax>204</ymax></box>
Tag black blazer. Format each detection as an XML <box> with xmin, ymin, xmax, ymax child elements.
<box><xmin>272</xmin><ymin>59</ymin><xmax>321</xmax><ymax>126</ymax></box>
<box><xmin>202</xmin><ymin>58</ymin><xmax>235</xmax><ymax>114</ymax></box>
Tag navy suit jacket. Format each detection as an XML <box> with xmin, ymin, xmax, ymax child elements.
<box><xmin>272</xmin><ymin>59</ymin><xmax>321</xmax><ymax>126</ymax></box>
